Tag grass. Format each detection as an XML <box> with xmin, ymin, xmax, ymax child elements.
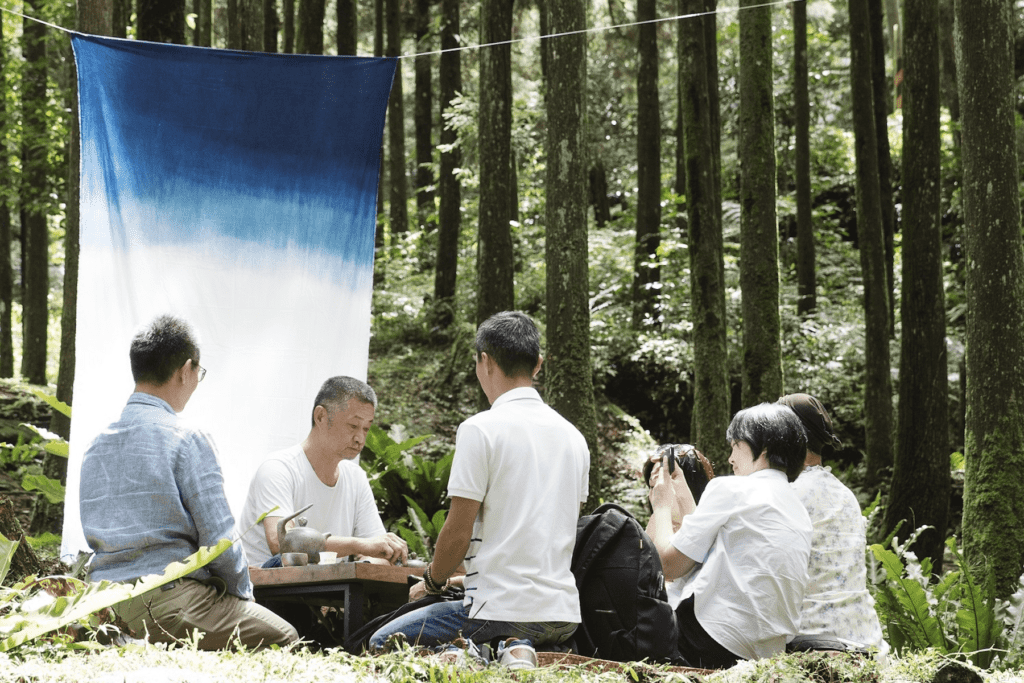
<box><xmin>0</xmin><ymin>644</ymin><xmax>1015</xmax><ymax>682</ymax></box>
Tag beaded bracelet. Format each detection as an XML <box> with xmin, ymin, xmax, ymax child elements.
<box><xmin>423</xmin><ymin>564</ymin><xmax>449</xmax><ymax>595</ymax></box>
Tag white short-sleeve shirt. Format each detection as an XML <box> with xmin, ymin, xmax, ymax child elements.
<box><xmin>238</xmin><ymin>444</ymin><xmax>386</xmax><ymax>565</ymax></box>
<box><xmin>792</xmin><ymin>466</ymin><xmax>887</xmax><ymax>653</ymax></box>
<box><xmin>447</xmin><ymin>386</ymin><xmax>590</xmax><ymax>623</ymax></box>
<box><xmin>672</xmin><ymin>468</ymin><xmax>812</xmax><ymax>661</ymax></box>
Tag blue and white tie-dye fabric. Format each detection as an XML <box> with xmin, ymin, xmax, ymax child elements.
<box><xmin>62</xmin><ymin>35</ymin><xmax>396</xmax><ymax>560</ymax></box>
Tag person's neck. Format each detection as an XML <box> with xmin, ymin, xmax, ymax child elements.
<box><xmin>301</xmin><ymin>434</ymin><xmax>341</xmax><ymax>486</ymax></box>
<box><xmin>134</xmin><ymin>382</ymin><xmax>181</xmax><ymax>413</ymax></box>
<box><xmin>804</xmin><ymin>451</ymin><xmax>823</xmax><ymax>468</ymax></box>
<box><xmin>489</xmin><ymin>377</ymin><xmax>534</xmax><ymax>404</ymax></box>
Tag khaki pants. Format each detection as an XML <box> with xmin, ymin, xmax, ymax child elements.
<box><xmin>114</xmin><ymin>578</ymin><xmax>299</xmax><ymax>650</ymax></box>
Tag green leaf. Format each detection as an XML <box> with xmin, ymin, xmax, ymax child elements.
<box><xmin>43</xmin><ymin>440</ymin><xmax>69</xmax><ymax>458</ymax></box>
<box><xmin>397</xmin><ymin>434</ymin><xmax>433</xmax><ymax>452</ymax></box>
<box><xmin>0</xmin><ymin>538</ymin><xmax>233</xmax><ymax>652</ymax></box>
<box><xmin>870</xmin><ymin>543</ymin><xmax>948</xmax><ymax>653</ymax></box>
<box><xmin>255</xmin><ymin>506</ymin><xmax>280</xmax><ymax>525</ymax></box>
<box><xmin>25</xmin><ymin>532</ymin><xmax>61</xmax><ymax>550</ymax></box>
<box><xmin>28</xmin><ymin>389</ymin><xmax>71</xmax><ymax>418</ymax></box>
<box><xmin>21</xmin><ymin>474</ymin><xmax>65</xmax><ymax>504</ymax></box>
<box><xmin>0</xmin><ymin>533</ymin><xmax>18</xmax><ymax>585</ymax></box>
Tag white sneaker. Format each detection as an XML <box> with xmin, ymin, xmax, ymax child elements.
<box><xmin>497</xmin><ymin>639</ymin><xmax>538</xmax><ymax>670</ymax></box>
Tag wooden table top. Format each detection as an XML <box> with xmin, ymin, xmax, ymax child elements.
<box><xmin>250</xmin><ymin>561</ymin><xmax>426</xmax><ymax>588</ymax></box>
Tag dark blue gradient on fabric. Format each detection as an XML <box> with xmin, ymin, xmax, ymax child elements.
<box><xmin>72</xmin><ymin>35</ymin><xmax>395</xmax><ymax>263</ymax></box>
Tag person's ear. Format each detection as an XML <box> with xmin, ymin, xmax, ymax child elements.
<box><xmin>178</xmin><ymin>358</ymin><xmax>193</xmax><ymax>384</ymax></box>
<box><xmin>532</xmin><ymin>355</ymin><xmax>543</xmax><ymax>379</ymax></box>
<box><xmin>313</xmin><ymin>404</ymin><xmax>329</xmax><ymax>427</ymax></box>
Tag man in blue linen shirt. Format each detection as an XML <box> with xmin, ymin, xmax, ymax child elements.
<box><xmin>79</xmin><ymin>315</ymin><xmax>297</xmax><ymax>650</ymax></box>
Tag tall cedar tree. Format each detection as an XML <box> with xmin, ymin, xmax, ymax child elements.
<box><xmin>476</xmin><ymin>0</ymin><xmax>515</xmax><ymax>324</ymax></box>
<box><xmin>20</xmin><ymin>8</ymin><xmax>48</xmax><ymax>385</ymax></box>
<box><xmin>956</xmin><ymin>0</ymin><xmax>1024</xmax><ymax>599</ymax></box>
<box><xmin>387</xmin><ymin>0</ymin><xmax>408</xmax><ymax>234</ymax></box>
<box><xmin>198</xmin><ymin>0</ymin><xmax>213</xmax><ymax>46</ymax></box>
<box><xmin>284</xmin><ymin>0</ymin><xmax>295</xmax><ymax>52</ymax></box>
<box><xmin>228</xmin><ymin>0</ymin><xmax>241</xmax><ymax>48</ymax></box>
<box><xmin>0</xmin><ymin>22</ymin><xmax>12</xmax><ymax>378</ymax></box>
<box><xmin>545</xmin><ymin>0</ymin><xmax>599</xmax><ymax>502</ymax></box>
<box><xmin>434</xmin><ymin>0</ymin><xmax>462</xmax><ymax>327</ymax></box>
<box><xmin>240</xmin><ymin>0</ymin><xmax>264</xmax><ymax>50</ymax></box>
<box><xmin>374</xmin><ymin>0</ymin><xmax>385</xmax><ymax>248</ymax></box>
<box><xmin>793</xmin><ymin>2</ymin><xmax>814</xmax><ymax>315</ymax></box>
<box><xmin>885</xmin><ymin>0</ymin><xmax>949</xmax><ymax>571</ymax></box>
<box><xmin>848</xmin><ymin>0</ymin><xmax>893</xmax><ymax>487</ymax></box>
<box><xmin>679</xmin><ymin>2</ymin><xmax>729</xmax><ymax>469</ymax></box>
<box><xmin>704</xmin><ymin>0</ymin><xmax>722</xmax><ymax>231</ymax></box>
<box><xmin>414</xmin><ymin>0</ymin><xmax>435</xmax><ymax>230</ymax></box>
<box><xmin>138</xmin><ymin>0</ymin><xmax>184</xmax><ymax>43</ymax></box>
<box><xmin>632</xmin><ymin>0</ymin><xmax>660</xmax><ymax>329</ymax></box>
<box><xmin>263</xmin><ymin>0</ymin><xmax>278</xmax><ymax>52</ymax></box>
<box><xmin>296</xmin><ymin>0</ymin><xmax>325</xmax><ymax>54</ymax></box>
<box><xmin>738</xmin><ymin>0</ymin><xmax>782</xmax><ymax>405</ymax></box>
<box><xmin>938</xmin><ymin>0</ymin><xmax>959</xmax><ymax>149</ymax></box>
<box><xmin>337</xmin><ymin>0</ymin><xmax>357</xmax><ymax>54</ymax></box>
<box><xmin>868</xmin><ymin>0</ymin><xmax>895</xmax><ymax>334</ymax></box>
<box><xmin>112</xmin><ymin>0</ymin><xmax>127</xmax><ymax>37</ymax></box>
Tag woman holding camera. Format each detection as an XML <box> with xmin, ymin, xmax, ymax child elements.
<box><xmin>647</xmin><ymin>403</ymin><xmax>812</xmax><ymax>669</ymax></box>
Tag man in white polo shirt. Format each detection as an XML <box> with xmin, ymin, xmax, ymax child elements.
<box><xmin>368</xmin><ymin>311</ymin><xmax>590</xmax><ymax>665</ymax></box>
<box><xmin>238</xmin><ymin>376</ymin><xmax>407</xmax><ymax>568</ymax></box>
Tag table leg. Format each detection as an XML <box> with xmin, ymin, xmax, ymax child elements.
<box><xmin>344</xmin><ymin>583</ymin><xmax>365</xmax><ymax>640</ymax></box>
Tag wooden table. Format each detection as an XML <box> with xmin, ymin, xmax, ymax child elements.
<box><xmin>250</xmin><ymin>562</ymin><xmax>425</xmax><ymax>645</ymax></box>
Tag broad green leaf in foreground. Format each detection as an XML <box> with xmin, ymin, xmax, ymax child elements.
<box><xmin>21</xmin><ymin>474</ymin><xmax>66</xmax><ymax>504</ymax></box>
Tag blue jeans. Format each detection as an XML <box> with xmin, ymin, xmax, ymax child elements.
<box><xmin>368</xmin><ymin>599</ymin><xmax>577</xmax><ymax>650</ymax></box>
<box><xmin>262</xmin><ymin>555</ymin><xmax>282</xmax><ymax>568</ymax></box>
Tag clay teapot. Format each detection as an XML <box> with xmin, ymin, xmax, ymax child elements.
<box><xmin>277</xmin><ymin>503</ymin><xmax>332</xmax><ymax>564</ymax></box>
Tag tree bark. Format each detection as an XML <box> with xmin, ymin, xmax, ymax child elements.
<box><xmin>197</xmin><ymin>0</ymin><xmax>212</xmax><ymax>46</ymax></box>
<box><xmin>227</xmin><ymin>0</ymin><xmax>241</xmax><ymax>48</ymax></box>
<box><xmin>263</xmin><ymin>0</ymin><xmax>278</xmax><ymax>52</ymax></box>
<box><xmin>138</xmin><ymin>0</ymin><xmax>185</xmax><ymax>43</ymax></box>
<box><xmin>337</xmin><ymin>0</ymin><xmax>357</xmax><ymax>54</ymax></box>
<box><xmin>632</xmin><ymin>0</ymin><xmax>660</xmax><ymax>329</ymax></box>
<box><xmin>296</xmin><ymin>0</ymin><xmax>325</xmax><ymax>54</ymax></box>
<box><xmin>283</xmin><ymin>0</ymin><xmax>295</xmax><ymax>52</ymax></box>
<box><xmin>590</xmin><ymin>160</ymin><xmax>611</xmax><ymax>228</ymax></box>
<box><xmin>849</xmin><ymin>0</ymin><xmax>894</xmax><ymax>487</ymax></box>
<box><xmin>938</xmin><ymin>0</ymin><xmax>958</xmax><ymax>150</ymax></box>
<box><xmin>414</xmin><ymin>0</ymin><xmax>435</xmax><ymax>231</ymax></box>
<box><xmin>112</xmin><ymin>0</ymin><xmax>128</xmax><ymax>37</ymax></box>
<box><xmin>680</xmin><ymin>0</ymin><xmax>729</xmax><ymax>469</ymax></box>
<box><xmin>0</xmin><ymin>497</ymin><xmax>43</xmax><ymax>585</ymax></box>
<box><xmin>433</xmin><ymin>0</ymin><xmax>462</xmax><ymax>327</ymax></box>
<box><xmin>0</xmin><ymin>24</ymin><xmax>13</xmax><ymax>379</ymax></box>
<box><xmin>476</xmin><ymin>0</ymin><xmax>515</xmax><ymax>323</ymax></box>
<box><xmin>956</xmin><ymin>0</ymin><xmax>1024</xmax><ymax>599</ymax></box>
<box><xmin>387</xmin><ymin>0</ymin><xmax>409</xmax><ymax>235</ymax></box>
<box><xmin>20</xmin><ymin>7</ymin><xmax>49</xmax><ymax>386</ymax></box>
<box><xmin>545</xmin><ymin>0</ymin><xmax>599</xmax><ymax>504</ymax></box>
<box><xmin>239</xmin><ymin>0</ymin><xmax>264</xmax><ymax>51</ymax></box>
<box><xmin>868</xmin><ymin>0</ymin><xmax>896</xmax><ymax>335</ymax></box>
<box><xmin>885</xmin><ymin>0</ymin><xmax>949</xmax><ymax>572</ymax></box>
<box><xmin>704</xmin><ymin>0</ymin><xmax>722</xmax><ymax>231</ymax></box>
<box><xmin>793</xmin><ymin>0</ymin><xmax>815</xmax><ymax>316</ymax></box>
<box><xmin>738</xmin><ymin>0</ymin><xmax>782</xmax><ymax>406</ymax></box>
<box><xmin>374</xmin><ymin>0</ymin><xmax>385</xmax><ymax>246</ymax></box>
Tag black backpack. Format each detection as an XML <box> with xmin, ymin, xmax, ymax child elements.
<box><xmin>571</xmin><ymin>503</ymin><xmax>683</xmax><ymax>663</ymax></box>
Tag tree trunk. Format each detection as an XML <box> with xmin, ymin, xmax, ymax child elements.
<box><xmin>538</xmin><ymin>0</ymin><xmax>549</xmax><ymax>83</ymax></box>
<box><xmin>283</xmin><ymin>0</ymin><xmax>295</xmax><ymax>52</ymax></box>
<box><xmin>0</xmin><ymin>24</ymin><xmax>12</xmax><ymax>379</ymax></box>
<box><xmin>738</xmin><ymin>0</ymin><xmax>782</xmax><ymax>406</ymax></box>
<box><xmin>956</xmin><ymin>0</ymin><xmax>1024</xmax><ymax>599</ymax></box>
<box><xmin>112</xmin><ymin>0</ymin><xmax>128</xmax><ymax>37</ymax></box>
<box><xmin>433</xmin><ymin>0</ymin><xmax>461</xmax><ymax>328</ymax></box>
<box><xmin>938</xmin><ymin>0</ymin><xmax>959</xmax><ymax>149</ymax></box>
<box><xmin>590</xmin><ymin>159</ymin><xmax>611</xmax><ymax>228</ymax></box>
<box><xmin>632</xmin><ymin>0</ymin><xmax>660</xmax><ymax>329</ymax></box>
<box><xmin>387</xmin><ymin>0</ymin><xmax>409</xmax><ymax>235</ymax></box>
<box><xmin>680</xmin><ymin>0</ymin><xmax>729</xmax><ymax>469</ymax></box>
<box><xmin>868</xmin><ymin>0</ymin><xmax>896</xmax><ymax>335</ymax></box>
<box><xmin>20</xmin><ymin>7</ymin><xmax>49</xmax><ymax>386</ymax></box>
<box><xmin>198</xmin><ymin>0</ymin><xmax>212</xmax><ymax>46</ymax></box>
<box><xmin>476</xmin><ymin>0</ymin><xmax>515</xmax><ymax>323</ymax></box>
<box><xmin>414</xmin><ymin>0</ymin><xmax>435</xmax><ymax>231</ymax></box>
<box><xmin>374</xmin><ymin>0</ymin><xmax>385</xmax><ymax>247</ymax></box>
<box><xmin>138</xmin><ymin>0</ymin><xmax>185</xmax><ymax>43</ymax></box>
<box><xmin>0</xmin><ymin>497</ymin><xmax>43</xmax><ymax>585</ymax></box>
<box><xmin>239</xmin><ymin>0</ymin><xmax>264</xmax><ymax>51</ymax></box>
<box><xmin>296</xmin><ymin>0</ymin><xmax>325</xmax><ymax>54</ymax></box>
<box><xmin>849</xmin><ymin>0</ymin><xmax>893</xmax><ymax>487</ymax></box>
<box><xmin>263</xmin><ymin>0</ymin><xmax>278</xmax><ymax>52</ymax></box>
<box><xmin>337</xmin><ymin>0</ymin><xmax>357</xmax><ymax>54</ymax></box>
<box><xmin>885</xmin><ymin>0</ymin><xmax>949</xmax><ymax>572</ymax></box>
<box><xmin>545</xmin><ymin>0</ymin><xmax>599</xmax><ymax>505</ymax></box>
<box><xmin>704</xmin><ymin>0</ymin><xmax>722</xmax><ymax>229</ymax></box>
<box><xmin>793</xmin><ymin>0</ymin><xmax>815</xmax><ymax>316</ymax></box>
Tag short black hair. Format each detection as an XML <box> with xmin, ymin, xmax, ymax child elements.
<box><xmin>725</xmin><ymin>403</ymin><xmax>808</xmax><ymax>482</ymax></box>
<box><xmin>129</xmin><ymin>315</ymin><xmax>200</xmax><ymax>385</ymax></box>
<box><xmin>311</xmin><ymin>376</ymin><xmax>377</xmax><ymax>427</ymax></box>
<box><xmin>475</xmin><ymin>311</ymin><xmax>541</xmax><ymax>379</ymax></box>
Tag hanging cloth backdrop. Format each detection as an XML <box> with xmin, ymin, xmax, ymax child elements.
<box><xmin>61</xmin><ymin>35</ymin><xmax>396</xmax><ymax>560</ymax></box>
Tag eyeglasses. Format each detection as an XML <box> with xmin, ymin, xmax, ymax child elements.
<box><xmin>195</xmin><ymin>362</ymin><xmax>207</xmax><ymax>382</ymax></box>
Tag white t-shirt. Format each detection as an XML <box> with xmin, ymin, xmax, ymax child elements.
<box><xmin>447</xmin><ymin>386</ymin><xmax>590</xmax><ymax>623</ymax></box>
<box><xmin>672</xmin><ymin>468</ymin><xmax>812</xmax><ymax>661</ymax></box>
<box><xmin>792</xmin><ymin>466</ymin><xmax>887</xmax><ymax>654</ymax></box>
<box><xmin>237</xmin><ymin>444</ymin><xmax>386</xmax><ymax>565</ymax></box>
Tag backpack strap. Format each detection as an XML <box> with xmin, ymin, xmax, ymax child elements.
<box><xmin>571</xmin><ymin>504</ymin><xmax>633</xmax><ymax>586</ymax></box>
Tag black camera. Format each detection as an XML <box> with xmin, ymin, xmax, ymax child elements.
<box><xmin>642</xmin><ymin>443</ymin><xmax>713</xmax><ymax>504</ymax></box>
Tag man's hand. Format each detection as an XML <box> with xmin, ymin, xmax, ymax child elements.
<box><xmin>648</xmin><ymin>457</ymin><xmax>676</xmax><ymax>511</ymax></box>
<box><xmin>357</xmin><ymin>533</ymin><xmax>409</xmax><ymax>565</ymax></box>
<box><xmin>408</xmin><ymin>579</ymin><xmax>428</xmax><ymax>602</ymax></box>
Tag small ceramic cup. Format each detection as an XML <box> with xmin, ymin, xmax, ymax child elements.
<box><xmin>318</xmin><ymin>551</ymin><xmax>338</xmax><ymax>565</ymax></box>
<box><xmin>281</xmin><ymin>552</ymin><xmax>308</xmax><ymax>567</ymax></box>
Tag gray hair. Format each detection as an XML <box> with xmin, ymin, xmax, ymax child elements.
<box><xmin>311</xmin><ymin>376</ymin><xmax>377</xmax><ymax>426</ymax></box>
